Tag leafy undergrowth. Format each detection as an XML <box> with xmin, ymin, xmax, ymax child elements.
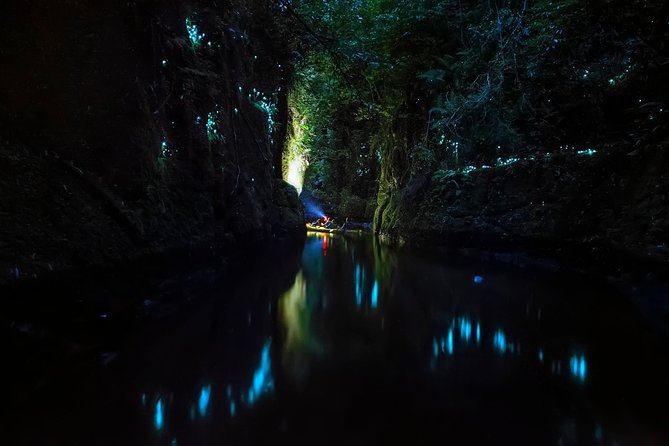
<box><xmin>377</xmin><ymin>140</ymin><xmax>669</xmax><ymax>272</ymax></box>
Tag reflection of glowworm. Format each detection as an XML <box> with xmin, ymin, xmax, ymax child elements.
<box><xmin>198</xmin><ymin>385</ymin><xmax>211</xmax><ymax>417</ymax></box>
<box><xmin>493</xmin><ymin>330</ymin><xmax>507</xmax><ymax>353</ymax></box>
<box><xmin>429</xmin><ymin>315</ymin><xmax>588</xmax><ymax>387</ymax></box>
<box><xmin>154</xmin><ymin>398</ymin><xmax>164</xmax><ymax>431</ymax></box>
<box><xmin>247</xmin><ymin>340</ymin><xmax>274</xmax><ymax>405</ymax></box>
<box><xmin>355</xmin><ymin>264</ymin><xmax>365</xmax><ymax>306</ymax></box>
<box><xmin>570</xmin><ymin>355</ymin><xmax>587</xmax><ymax>382</ymax></box>
<box><xmin>222</xmin><ymin>339</ymin><xmax>275</xmax><ymax>419</ymax></box>
<box><xmin>371</xmin><ymin>280</ymin><xmax>379</xmax><ymax>308</ymax></box>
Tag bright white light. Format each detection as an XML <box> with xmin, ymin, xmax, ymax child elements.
<box><xmin>286</xmin><ymin>155</ymin><xmax>306</xmax><ymax>195</ymax></box>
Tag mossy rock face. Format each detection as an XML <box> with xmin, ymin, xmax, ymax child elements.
<box><xmin>0</xmin><ymin>1</ymin><xmax>295</xmax><ymax>282</ymax></box>
<box><xmin>338</xmin><ymin>190</ymin><xmax>373</xmax><ymax>220</ymax></box>
<box><xmin>272</xmin><ymin>180</ymin><xmax>306</xmax><ymax>239</ymax></box>
<box><xmin>375</xmin><ymin>142</ymin><xmax>669</xmax><ymax>266</ymax></box>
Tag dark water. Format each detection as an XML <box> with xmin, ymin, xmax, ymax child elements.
<box><xmin>5</xmin><ymin>233</ymin><xmax>669</xmax><ymax>445</ymax></box>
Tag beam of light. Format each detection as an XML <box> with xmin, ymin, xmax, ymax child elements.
<box><xmin>154</xmin><ymin>398</ymin><xmax>164</xmax><ymax>431</ymax></box>
<box><xmin>198</xmin><ymin>385</ymin><xmax>211</xmax><ymax>417</ymax></box>
<box><xmin>229</xmin><ymin>401</ymin><xmax>236</xmax><ymax>417</ymax></box>
<box><xmin>371</xmin><ymin>280</ymin><xmax>379</xmax><ymax>309</ymax></box>
<box><xmin>476</xmin><ymin>323</ymin><xmax>481</xmax><ymax>344</ymax></box>
<box><xmin>539</xmin><ymin>349</ymin><xmax>544</xmax><ymax>362</ymax></box>
<box><xmin>302</xmin><ymin>194</ymin><xmax>325</xmax><ymax>219</ymax></box>
<box><xmin>286</xmin><ymin>155</ymin><xmax>307</xmax><ymax>195</ymax></box>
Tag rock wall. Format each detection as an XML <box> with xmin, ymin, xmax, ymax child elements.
<box><xmin>376</xmin><ymin>141</ymin><xmax>669</xmax><ymax>271</ymax></box>
<box><xmin>0</xmin><ymin>0</ymin><xmax>303</xmax><ymax>282</ymax></box>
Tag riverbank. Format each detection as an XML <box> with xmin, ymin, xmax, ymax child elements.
<box><xmin>375</xmin><ymin>140</ymin><xmax>669</xmax><ymax>279</ymax></box>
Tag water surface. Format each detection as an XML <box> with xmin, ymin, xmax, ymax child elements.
<box><xmin>6</xmin><ymin>233</ymin><xmax>669</xmax><ymax>445</ymax></box>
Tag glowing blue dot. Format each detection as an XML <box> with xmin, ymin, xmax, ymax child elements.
<box><xmin>473</xmin><ymin>276</ymin><xmax>484</xmax><ymax>284</ymax></box>
<box><xmin>160</xmin><ymin>140</ymin><xmax>170</xmax><ymax>158</ymax></box>
<box><xmin>186</xmin><ymin>18</ymin><xmax>205</xmax><ymax>47</ymax></box>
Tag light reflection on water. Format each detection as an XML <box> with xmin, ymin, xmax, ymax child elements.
<box><xmin>145</xmin><ymin>337</ymin><xmax>275</xmax><ymax>434</ymax></box>
<box><xmin>570</xmin><ymin>354</ymin><xmax>588</xmax><ymax>382</ymax></box>
<box><xmin>198</xmin><ymin>385</ymin><xmax>211</xmax><ymax>417</ymax></box>
<box><xmin>427</xmin><ymin>315</ymin><xmax>589</xmax><ymax>385</ymax></box>
<box><xmin>493</xmin><ymin>329</ymin><xmax>508</xmax><ymax>354</ymax></box>
<box><xmin>371</xmin><ymin>280</ymin><xmax>379</xmax><ymax>309</ymax></box>
<box><xmin>139</xmin><ymin>232</ymin><xmax>610</xmax><ymax>442</ymax></box>
<box><xmin>154</xmin><ymin>398</ymin><xmax>164</xmax><ymax>431</ymax></box>
<box><xmin>18</xmin><ymin>232</ymin><xmax>667</xmax><ymax>444</ymax></box>
<box><xmin>246</xmin><ymin>340</ymin><xmax>274</xmax><ymax>405</ymax></box>
<box><xmin>280</xmin><ymin>233</ymin><xmax>596</xmax><ymax>392</ymax></box>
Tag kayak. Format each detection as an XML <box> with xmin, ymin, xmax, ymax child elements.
<box><xmin>306</xmin><ymin>223</ymin><xmax>342</xmax><ymax>234</ymax></box>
